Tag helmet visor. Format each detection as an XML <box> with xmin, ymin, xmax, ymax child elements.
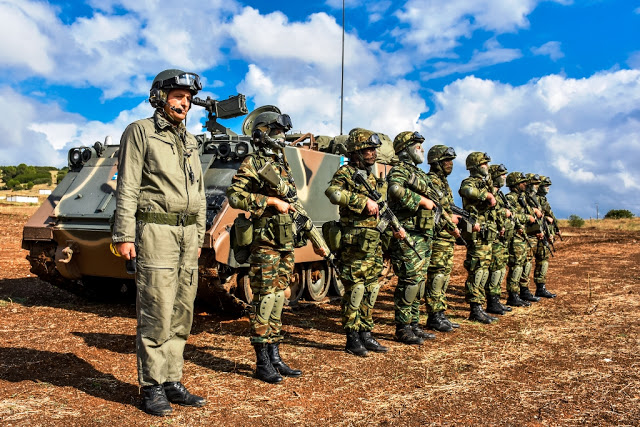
<box><xmin>368</xmin><ymin>133</ymin><xmax>382</xmax><ymax>147</ymax></box>
<box><xmin>496</xmin><ymin>163</ymin><xmax>507</xmax><ymax>174</ymax></box>
<box><xmin>443</xmin><ymin>147</ymin><xmax>456</xmax><ymax>158</ymax></box>
<box><xmin>158</xmin><ymin>73</ymin><xmax>202</xmax><ymax>91</ymax></box>
<box><xmin>273</xmin><ymin>114</ymin><xmax>292</xmax><ymax>131</ymax></box>
<box><xmin>411</xmin><ymin>131</ymin><xmax>425</xmax><ymax>143</ymax></box>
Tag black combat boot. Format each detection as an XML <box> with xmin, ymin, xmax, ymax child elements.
<box><xmin>163</xmin><ymin>382</ymin><xmax>206</xmax><ymax>407</ymax></box>
<box><xmin>499</xmin><ymin>299</ymin><xmax>512</xmax><ymax>312</ymax></box>
<box><xmin>520</xmin><ymin>287</ymin><xmax>541</xmax><ymax>302</ymax></box>
<box><xmin>360</xmin><ymin>331</ymin><xmax>389</xmax><ymax>353</ymax></box>
<box><xmin>141</xmin><ymin>384</ymin><xmax>173</xmax><ymax>416</ymax></box>
<box><xmin>345</xmin><ymin>331</ymin><xmax>368</xmax><ymax>357</ymax></box>
<box><xmin>427</xmin><ymin>311</ymin><xmax>453</xmax><ymax>332</ymax></box>
<box><xmin>506</xmin><ymin>291</ymin><xmax>530</xmax><ymax>307</ymax></box>
<box><xmin>253</xmin><ymin>343</ymin><xmax>283</xmax><ymax>384</ymax></box>
<box><xmin>486</xmin><ymin>294</ymin><xmax>506</xmax><ymax>315</ymax></box>
<box><xmin>267</xmin><ymin>343</ymin><xmax>302</xmax><ymax>377</ymax></box>
<box><xmin>442</xmin><ymin>312</ymin><xmax>460</xmax><ymax>328</ymax></box>
<box><xmin>535</xmin><ymin>283</ymin><xmax>557</xmax><ymax>298</ymax></box>
<box><xmin>395</xmin><ymin>324</ymin><xmax>424</xmax><ymax>345</ymax></box>
<box><xmin>468</xmin><ymin>302</ymin><xmax>496</xmax><ymax>324</ymax></box>
<box><xmin>410</xmin><ymin>322</ymin><xmax>436</xmax><ymax>340</ymax></box>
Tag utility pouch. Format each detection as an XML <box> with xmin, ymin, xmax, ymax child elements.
<box><xmin>526</xmin><ymin>222</ymin><xmax>542</xmax><ymax>235</ymax></box>
<box><xmin>273</xmin><ymin>213</ymin><xmax>294</xmax><ymax>245</ymax></box>
<box><xmin>322</xmin><ymin>220</ymin><xmax>342</xmax><ymax>252</ymax></box>
<box><xmin>380</xmin><ymin>229</ymin><xmax>393</xmax><ymax>252</ymax></box>
<box><xmin>234</xmin><ymin>213</ymin><xmax>253</xmax><ymax>247</ymax></box>
<box><xmin>358</xmin><ymin>228</ymin><xmax>381</xmax><ymax>253</ymax></box>
<box><xmin>415</xmin><ymin>208</ymin><xmax>434</xmax><ymax>231</ymax></box>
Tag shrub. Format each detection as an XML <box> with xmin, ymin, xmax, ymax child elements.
<box><xmin>568</xmin><ymin>214</ymin><xmax>585</xmax><ymax>228</ymax></box>
<box><xmin>604</xmin><ymin>209</ymin><xmax>634</xmax><ymax>219</ymax></box>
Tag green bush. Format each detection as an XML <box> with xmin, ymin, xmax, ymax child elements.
<box><xmin>568</xmin><ymin>214</ymin><xmax>585</xmax><ymax>228</ymax></box>
<box><xmin>604</xmin><ymin>209</ymin><xmax>634</xmax><ymax>219</ymax></box>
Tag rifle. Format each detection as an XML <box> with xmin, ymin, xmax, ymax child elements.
<box><xmin>519</xmin><ymin>193</ymin><xmax>555</xmax><ymax>257</ymax></box>
<box><xmin>353</xmin><ymin>170</ymin><xmax>422</xmax><ymax>260</ymax></box>
<box><xmin>257</xmin><ymin>163</ymin><xmax>342</xmax><ymax>273</ymax></box>
<box><xmin>405</xmin><ymin>173</ymin><xmax>443</xmax><ymax>227</ymax></box>
<box><xmin>497</xmin><ymin>190</ymin><xmax>531</xmax><ymax>249</ymax></box>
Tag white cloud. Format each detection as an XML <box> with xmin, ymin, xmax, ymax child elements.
<box><xmin>628</xmin><ymin>51</ymin><xmax>640</xmax><ymax>69</ymax></box>
<box><xmin>421</xmin><ymin>45</ymin><xmax>522</xmax><ymax>80</ymax></box>
<box><xmin>531</xmin><ymin>41</ymin><xmax>564</xmax><ymax>60</ymax></box>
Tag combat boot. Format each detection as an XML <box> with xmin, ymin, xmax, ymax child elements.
<box><xmin>360</xmin><ymin>331</ymin><xmax>389</xmax><ymax>353</ymax></box>
<box><xmin>499</xmin><ymin>300</ymin><xmax>512</xmax><ymax>312</ymax></box>
<box><xmin>395</xmin><ymin>324</ymin><xmax>424</xmax><ymax>345</ymax></box>
<box><xmin>520</xmin><ymin>287</ymin><xmax>541</xmax><ymax>302</ymax></box>
<box><xmin>163</xmin><ymin>382</ymin><xmax>206</xmax><ymax>407</ymax></box>
<box><xmin>253</xmin><ymin>343</ymin><xmax>283</xmax><ymax>384</ymax></box>
<box><xmin>468</xmin><ymin>302</ymin><xmax>496</xmax><ymax>324</ymax></box>
<box><xmin>267</xmin><ymin>343</ymin><xmax>302</xmax><ymax>377</ymax></box>
<box><xmin>506</xmin><ymin>291</ymin><xmax>530</xmax><ymax>307</ymax></box>
<box><xmin>442</xmin><ymin>312</ymin><xmax>460</xmax><ymax>329</ymax></box>
<box><xmin>535</xmin><ymin>283</ymin><xmax>557</xmax><ymax>298</ymax></box>
<box><xmin>427</xmin><ymin>311</ymin><xmax>453</xmax><ymax>332</ymax></box>
<box><xmin>345</xmin><ymin>331</ymin><xmax>368</xmax><ymax>357</ymax></box>
<box><xmin>486</xmin><ymin>294</ymin><xmax>505</xmax><ymax>315</ymax></box>
<box><xmin>410</xmin><ymin>322</ymin><xmax>436</xmax><ymax>340</ymax></box>
<box><xmin>141</xmin><ymin>384</ymin><xmax>173</xmax><ymax>416</ymax></box>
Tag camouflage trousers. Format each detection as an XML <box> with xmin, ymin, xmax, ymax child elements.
<box><xmin>248</xmin><ymin>246</ymin><xmax>295</xmax><ymax>344</ymax></box>
<box><xmin>425</xmin><ymin>238</ymin><xmax>455</xmax><ymax>313</ymax></box>
<box><xmin>506</xmin><ymin>235</ymin><xmax>529</xmax><ymax>293</ymax></box>
<box><xmin>463</xmin><ymin>238</ymin><xmax>492</xmax><ymax>304</ymax></box>
<box><xmin>518</xmin><ymin>236</ymin><xmax>537</xmax><ymax>291</ymax></box>
<box><xmin>338</xmin><ymin>239</ymin><xmax>383</xmax><ymax>332</ymax></box>
<box><xmin>389</xmin><ymin>231</ymin><xmax>432</xmax><ymax>325</ymax></box>
<box><xmin>534</xmin><ymin>240</ymin><xmax>551</xmax><ymax>285</ymax></box>
<box><xmin>487</xmin><ymin>238</ymin><xmax>509</xmax><ymax>296</ymax></box>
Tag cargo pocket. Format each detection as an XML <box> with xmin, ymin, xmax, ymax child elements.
<box><xmin>273</xmin><ymin>213</ymin><xmax>294</xmax><ymax>245</ymax></box>
<box><xmin>357</xmin><ymin>228</ymin><xmax>381</xmax><ymax>255</ymax></box>
<box><xmin>416</xmin><ymin>209</ymin><xmax>434</xmax><ymax>231</ymax></box>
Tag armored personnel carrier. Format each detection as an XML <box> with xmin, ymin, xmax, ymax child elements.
<box><xmin>22</xmin><ymin>95</ymin><xmax>395</xmax><ymax>314</ymax></box>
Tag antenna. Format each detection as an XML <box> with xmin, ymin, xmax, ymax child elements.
<box><xmin>340</xmin><ymin>0</ymin><xmax>345</xmax><ymax>135</ymax></box>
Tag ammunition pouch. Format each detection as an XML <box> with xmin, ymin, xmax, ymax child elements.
<box><xmin>234</xmin><ymin>214</ymin><xmax>254</xmax><ymax>246</ymax></box>
<box><xmin>415</xmin><ymin>208</ymin><xmax>434</xmax><ymax>231</ymax></box>
<box><xmin>322</xmin><ymin>220</ymin><xmax>342</xmax><ymax>252</ymax></box>
<box><xmin>273</xmin><ymin>213</ymin><xmax>294</xmax><ymax>245</ymax></box>
<box><xmin>526</xmin><ymin>222</ymin><xmax>542</xmax><ymax>235</ymax></box>
<box><xmin>342</xmin><ymin>227</ymin><xmax>381</xmax><ymax>256</ymax></box>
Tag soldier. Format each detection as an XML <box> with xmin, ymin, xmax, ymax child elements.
<box><xmin>325</xmin><ymin>128</ymin><xmax>404</xmax><ymax>356</ymax></box>
<box><xmin>516</xmin><ymin>173</ymin><xmax>545</xmax><ymax>303</ymax></box>
<box><xmin>532</xmin><ymin>175</ymin><xmax>557</xmax><ymax>298</ymax></box>
<box><xmin>485</xmin><ymin>164</ymin><xmax>514</xmax><ymax>315</ymax></box>
<box><xmin>386</xmin><ymin>131</ymin><xmax>438</xmax><ymax>345</ymax></box>
<box><xmin>458</xmin><ymin>152</ymin><xmax>499</xmax><ymax>324</ymax></box>
<box><xmin>226</xmin><ymin>108</ymin><xmax>327</xmax><ymax>383</ymax></box>
<box><xmin>424</xmin><ymin>145</ymin><xmax>462</xmax><ymax>332</ymax></box>
<box><xmin>112</xmin><ymin>69</ymin><xmax>206</xmax><ymax>416</ymax></box>
<box><xmin>504</xmin><ymin>172</ymin><xmax>538</xmax><ymax>307</ymax></box>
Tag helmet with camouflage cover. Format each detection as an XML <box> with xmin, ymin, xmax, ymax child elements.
<box><xmin>149</xmin><ymin>69</ymin><xmax>202</xmax><ymax>108</ymax></box>
<box><xmin>489</xmin><ymin>163</ymin><xmax>508</xmax><ymax>180</ymax></box>
<box><xmin>525</xmin><ymin>173</ymin><xmax>541</xmax><ymax>184</ymax></box>
<box><xmin>465</xmin><ymin>152</ymin><xmax>491</xmax><ymax>170</ymax></box>
<box><xmin>393</xmin><ymin>131</ymin><xmax>425</xmax><ymax>154</ymax></box>
<box><xmin>540</xmin><ymin>175</ymin><xmax>552</xmax><ymax>186</ymax></box>
<box><xmin>506</xmin><ymin>171</ymin><xmax>527</xmax><ymax>187</ymax></box>
<box><xmin>427</xmin><ymin>144</ymin><xmax>457</xmax><ymax>164</ymax></box>
<box><xmin>346</xmin><ymin>128</ymin><xmax>382</xmax><ymax>153</ymax></box>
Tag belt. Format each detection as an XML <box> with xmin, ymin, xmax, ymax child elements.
<box><xmin>136</xmin><ymin>211</ymin><xmax>198</xmax><ymax>226</ymax></box>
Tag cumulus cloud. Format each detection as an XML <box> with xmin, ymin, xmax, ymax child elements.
<box><xmin>421</xmin><ymin>45</ymin><xmax>522</xmax><ymax>80</ymax></box>
<box><xmin>628</xmin><ymin>51</ymin><xmax>640</xmax><ymax>69</ymax></box>
<box><xmin>420</xmin><ymin>70</ymin><xmax>640</xmax><ymax>216</ymax></box>
<box><xmin>531</xmin><ymin>41</ymin><xmax>564</xmax><ymax>60</ymax></box>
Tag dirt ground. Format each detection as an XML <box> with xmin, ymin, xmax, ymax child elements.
<box><xmin>1</xmin><ymin>205</ymin><xmax>639</xmax><ymax>426</ymax></box>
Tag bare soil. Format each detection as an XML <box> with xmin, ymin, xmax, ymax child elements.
<box><xmin>1</xmin><ymin>205</ymin><xmax>639</xmax><ymax>426</ymax></box>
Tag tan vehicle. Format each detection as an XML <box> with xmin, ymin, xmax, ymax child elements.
<box><xmin>22</xmin><ymin>96</ymin><xmax>394</xmax><ymax>314</ymax></box>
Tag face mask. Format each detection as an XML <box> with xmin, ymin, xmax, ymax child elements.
<box><xmin>495</xmin><ymin>175</ymin><xmax>506</xmax><ymax>188</ymax></box>
<box><xmin>409</xmin><ymin>144</ymin><xmax>425</xmax><ymax>165</ymax></box>
<box><xmin>478</xmin><ymin>164</ymin><xmax>489</xmax><ymax>177</ymax></box>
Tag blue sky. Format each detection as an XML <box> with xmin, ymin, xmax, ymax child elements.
<box><xmin>1</xmin><ymin>0</ymin><xmax>639</xmax><ymax>218</ymax></box>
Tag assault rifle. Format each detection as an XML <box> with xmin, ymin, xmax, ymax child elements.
<box><xmin>446</xmin><ymin>204</ymin><xmax>472</xmax><ymax>247</ymax></box>
<box><xmin>353</xmin><ymin>170</ymin><xmax>422</xmax><ymax>260</ymax></box>
<box><xmin>496</xmin><ymin>190</ymin><xmax>531</xmax><ymax>249</ymax></box>
<box><xmin>518</xmin><ymin>193</ymin><xmax>555</xmax><ymax>257</ymax></box>
<box><xmin>257</xmin><ymin>163</ymin><xmax>341</xmax><ymax>274</ymax></box>
<box><xmin>405</xmin><ymin>173</ymin><xmax>443</xmax><ymax>226</ymax></box>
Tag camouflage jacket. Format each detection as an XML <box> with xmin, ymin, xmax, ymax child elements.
<box><xmin>326</xmin><ymin>164</ymin><xmax>380</xmax><ymax>229</ymax></box>
<box><xmin>112</xmin><ymin>110</ymin><xmax>206</xmax><ymax>244</ymax></box>
<box><xmin>459</xmin><ymin>174</ymin><xmax>498</xmax><ymax>231</ymax></box>
<box><xmin>427</xmin><ymin>170</ymin><xmax>457</xmax><ymax>241</ymax></box>
<box><xmin>494</xmin><ymin>188</ymin><xmax>514</xmax><ymax>236</ymax></box>
<box><xmin>387</xmin><ymin>162</ymin><xmax>427</xmax><ymax>231</ymax></box>
<box><xmin>226</xmin><ymin>150</ymin><xmax>296</xmax><ymax>250</ymax></box>
<box><xmin>506</xmin><ymin>190</ymin><xmax>532</xmax><ymax>238</ymax></box>
<box><xmin>537</xmin><ymin>194</ymin><xmax>557</xmax><ymax>233</ymax></box>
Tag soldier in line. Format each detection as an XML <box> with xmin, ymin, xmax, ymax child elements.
<box><xmin>386</xmin><ymin>131</ymin><xmax>438</xmax><ymax>345</ymax></box>
<box><xmin>485</xmin><ymin>164</ymin><xmax>514</xmax><ymax>315</ymax></box>
<box><xmin>424</xmin><ymin>145</ymin><xmax>463</xmax><ymax>332</ymax></box>
<box><xmin>226</xmin><ymin>109</ymin><xmax>327</xmax><ymax>383</ymax></box>
<box><xmin>112</xmin><ymin>69</ymin><xmax>206</xmax><ymax>416</ymax></box>
<box><xmin>516</xmin><ymin>173</ymin><xmax>545</xmax><ymax>303</ymax></box>
<box><xmin>504</xmin><ymin>172</ymin><xmax>538</xmax><ymax>307</ymax></box>
<box><xmin>531</xmin><ymin>175</ymin><xmax>557</xmax><ymax>298</ymax></box>
<box><xmin>458</xmin><ymin>152</ymin><xmax>499</xmax><ymax>324</ymax></box>
<box><xmin>325</xmin><ymin>128</ymin><xmax>404</xmax><ymax>356</ymax></box>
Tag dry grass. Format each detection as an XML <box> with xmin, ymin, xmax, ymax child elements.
<box><xmin>558</xmin><ymin>217</ymin><xmax>640</xmax><ymax>232</ymax></box>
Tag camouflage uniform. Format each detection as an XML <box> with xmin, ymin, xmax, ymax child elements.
<box><xmin>532</xmin><ymin>176</ymin><xmax>557</xmax><ymax>298</ymax></box>
<box><xmin>113</xmin><ymin>109</ymin><xmax>206</xmax><ymax>388</ymax></box>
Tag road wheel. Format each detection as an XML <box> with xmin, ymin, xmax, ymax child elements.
<box><xmin>304</xmin><ymin>262</ymin><xmax>331</xmax><ymax>301</ymax></box>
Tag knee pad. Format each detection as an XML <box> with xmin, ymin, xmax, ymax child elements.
<box><xmin>418</xmin><ymin>280</ymin><xmax>426</xmax><ymax>300</ymax></box>
<box><xmin>348</xmin><ymin>283</ymin><xmax>365</xmax><ymax>310</ymax></box>
<box><xmin>270</xmin><ymin>290</ymin><xmax>285</xmax><ymax>322</ymax></box>
<box><xmin>472</xmin><ymin>269</ymin><xmax>486</xmax><ymax>288</ymax></box>
<box><xmin>540</xmin><ymin>260</ymin><xmax>549</xmax><ymax>276</ymax></box>
<box><xmin>368</xmin><ymin>284</ymin><xmax>381</xmax><ymax>306</ymax></box>
<box><xmin>510</xmin><ymin>266</ymin><xmax>523</xmax><ymax>283</ymax></box>
<box><xmin>523</xmin><ymin>261</ymin><xmax>532</xmax><ymax>277</ymax></box>
<box><xmin>402</xmin><ymin>283</ymin><xmax>420</xmax><ymax>306</ymax></box>
<box><xmin>430</xmin><ymin>274</ymin><xmax>446</xmax><ymax>294</ymax></box>
<box><xmin>256</xmin><ymin>293</ymin><xmax>276</xmax><ymax>324</ymax></box>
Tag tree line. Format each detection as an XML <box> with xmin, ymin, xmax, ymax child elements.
<box><xmin>0</xmin><ymin>164</ymin><xmax>68</xmax><ymax>190</ymax></box>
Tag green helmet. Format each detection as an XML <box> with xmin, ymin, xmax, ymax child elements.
<box><xmin>393</xmin><ymin>131</ymin><xmax>425</xmax><ymax>154</ymax></box>
<box><xmin>465</xmin><ymin>151</ymin><xmax>491</xmax><ymax>170</ymax></box>
<box><xmin>427</xmin><ymin>144</ymin><xmax>457</xmax><ymax>164</ymax></box>
<box><xmin>251</xmin><ymin>111</ymin><xmax>292</xmax><ymax>133</ymax></box>
<box><xmin>540</xmin><ymin>175</ymin><xmax>552</xmax><ymax>186</ymax></box>
<box><xmin>346</xmin><ymin>128</ymin><xmax>381</xmax><ymax>153</ymax></box>
<box><xmin>506</xmin><ymin>171</ymin><xmax>527</xmax><ymax>187</ymax></box>
<box><xmin>149</xmin><ymin>69</ymin><xmax>202</xmax><ymax>108</ymax></box>
<box><xmin>525</xmin><ymin>173</ymin><xmax>541</xmax><ymax>184</ymax></box>
<box><xmin>489</xmin><ymin>163</ymin><xmax>508</xmax><ymax>180</ymax></box>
